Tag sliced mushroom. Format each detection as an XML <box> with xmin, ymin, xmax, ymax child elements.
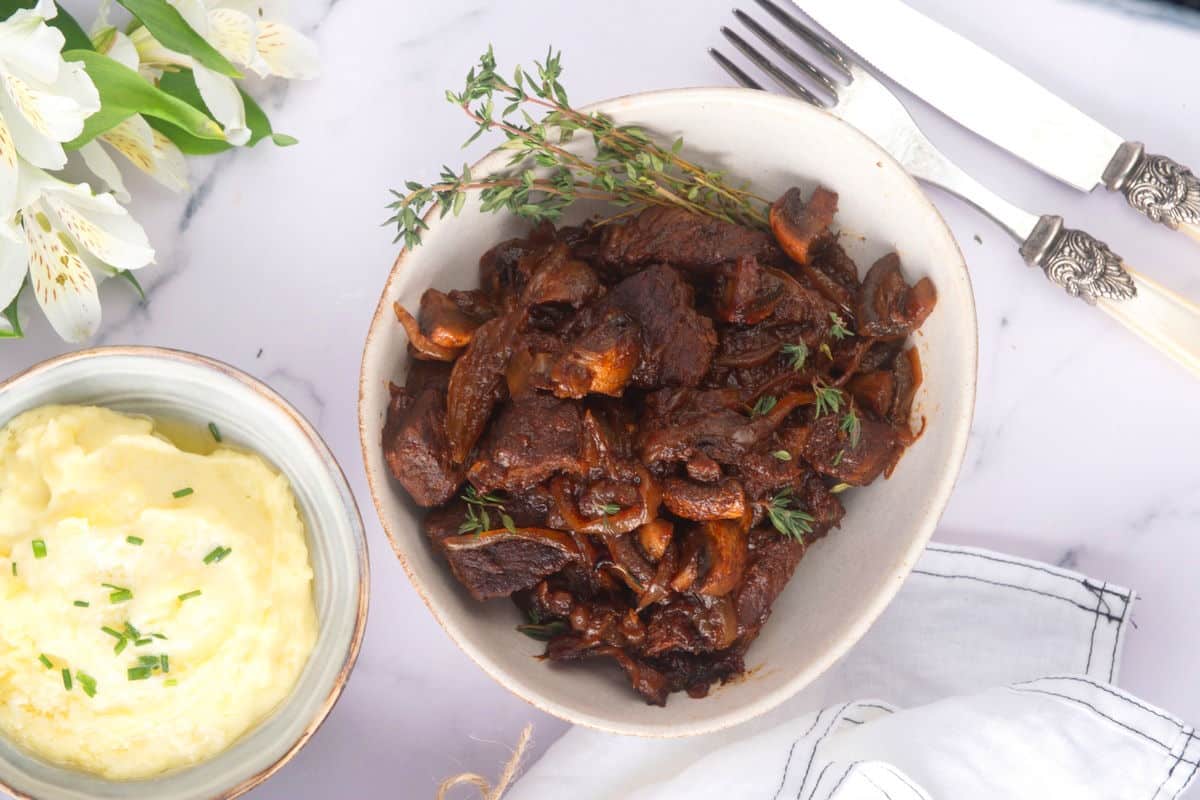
<box><xmin>636</xmin><ymin>519</ymin><xmax>674</xmax><ymax>563</ymax></box>
<box><xmin>419</xmin><ymin>289</ymin><xmax>484</xmax><ymax>348</ymax></box>
<box><xmin>662</xmin><ymin>477</ymin><xmax>747</xmax><ymax>521</ymax></box>
<box><xmin>695</xmin><ymin>510</ymin><xmax>753</xmax><ymax>597</ymax></box>
<box><xmin>769</xmin><ymin>186</ymin><xmax>838</xmax><ymax>265</ymax></box>
<box><xmin>549</xmin><ymin>311</ymin><xmax>641</xmax><ymax>398</ymax></box>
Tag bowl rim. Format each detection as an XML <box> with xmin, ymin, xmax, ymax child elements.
<box><xmin>358</xmin><ymin>86</ymin><xmax>978</xmax><ymax>736</ymax></box>
<box><xmin>0</xmin><ymin>344</ymin><xmax>371</xmax><ymax>800</ymax></box>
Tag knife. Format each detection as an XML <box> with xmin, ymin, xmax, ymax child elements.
<box><xmin>795</xmin><ymin>0</ymin><xmax>1200</xmax><ymax>244</ymax></box>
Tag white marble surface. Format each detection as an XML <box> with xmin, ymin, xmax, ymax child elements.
<box><xmin>3</xmin><ymin>0</ymin><xmax>1200</xmax><ymax>796</ymax></box>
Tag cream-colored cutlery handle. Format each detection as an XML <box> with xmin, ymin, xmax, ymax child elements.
<box><xmin>1179</xmin><ymin>221</ymin><xmax>1200</xmax><ymax>247</ymax></box>
<box><xmin>1098</xmin><ymin>268</ymin><xmax>1200</xmax><ymax>377</ymax></box>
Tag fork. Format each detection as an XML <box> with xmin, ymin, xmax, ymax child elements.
<box><xmin>710</xmin><ymin>0</ymin><xmax>1200</xmax><ymax>377</ymax></box>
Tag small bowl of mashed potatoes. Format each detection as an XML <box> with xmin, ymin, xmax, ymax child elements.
<box><xmin>0</xmin><ymin>347</ymin><xmax>368</xmax><ymax>800</ymax></box>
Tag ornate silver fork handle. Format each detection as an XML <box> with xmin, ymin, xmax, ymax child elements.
<box><xmin>714</xmin><ymin>1</ymin><xmax>1200</xmax><ymax>376</ymax></box>
<box><xmin>1104</xmin><ymin>143</ymin><xmax>1200</xmax><ymax>240</ymax></box>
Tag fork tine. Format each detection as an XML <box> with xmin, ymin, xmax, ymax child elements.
<box><xmin>733</xmin><ymin>9</ymin><xmax>837</xmax><ymax>97</ymax></box>
<box><xmin>709</xmin><ymin>48</ymin><xmax>766</xmax><ymax>91</ymax></box>
<box><xmin>752</xmin><ymin>0</ymin><xmax>853</xmax><ymax>79</ymax></box>
<box><xmin>719</xmin><ymin>27</ymin><xmax>826</xmax><ymax>107</ymax></box>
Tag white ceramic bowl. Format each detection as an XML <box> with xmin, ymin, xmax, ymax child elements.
<box><xmin>0</xmin><ymin>347</ymin><xmax>369</xmax><ymax>799</ymax></box>
<box><xmin>359</xmin><ymin>88</ymin><xmax>977</xmax><ymax>736</ymax></box>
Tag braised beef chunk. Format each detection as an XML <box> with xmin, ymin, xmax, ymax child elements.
<box><xmin>770</xmin><ymin>186</ymin><xmax>838</xmax><ymax>265</ymax></box>
<box><xmin>440</xmin><ymin>529</ymin><xmax>580</xmax><ymax>600</ymax></box>
<box><xmin>599</xmin><ymin>206</ymin><xmax>773</xmax><ymax>271</ymax></box>
<box><xmin>735</xmin><ymin>527</ymin><xmax>805</xmax><ymax>640</ymax></box>
<box><xmin>856</xmin><ymin>253</ymin><xmax>937</xmax><ymax>339</ymax></box>
<box><xmin>797</xmin><ymin>412</ymin><xmax>899</xmax><ymax>486</ymax></box>
<box><xmin>383</xmin><ymin>380</ymin><xmax>463</xmax><ymax>507</ymax></box>
<box><xmin>387</xmin><ymin>187</ymin><xmax>935</xmax><ymax>705</ymax></box>
<box><xmin>589</xmin><ymin>265</ymin><xmax>716</xmax><ymax>388</ymax></box>
<box><xmin>468</xmin><ymin>394</ymin><xmax>584</xmax><ymax>492</ymax></box>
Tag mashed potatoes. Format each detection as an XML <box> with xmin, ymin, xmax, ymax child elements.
<box><xmin>0</xmin><ymin>405</ymin><xmax>318</xmax><ymax>780</ymax></box>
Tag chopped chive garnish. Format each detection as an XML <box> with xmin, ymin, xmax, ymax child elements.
<box><xmin>202</xmin><ymin>546</ymin><xmax>231</xmax><ymax>565</ymax></box>
<box><xmin>177</xmin><ymin>589</ymin><xmax>202</xmax><ymax>602</ymax></box>
<box><xmin>126</xmin><ymin>536</ymin><xmax>144</xmax><ymax>546</ymax></box>
<box><xmin>10</xmin><ymin>562</ymin><xmax>15</xmax><ymax>576</ymax></box>
<box><xmin>123</xmin><ymin>622</ymin><xmax>140</xmax><ymax>640</ymax></box>
<box><xmin>164</xmin><ymin>679</ymin><xmax>178</xmax><ymax>687</ymax></box>
<box><xmin>161</xmin><ymin>655</ymin><xmax>169</xmax><ymax>673</ymax></box>
<box><xmin>151</xmin><ymin>633</ymin><xmax>167</xmax><ymax>640</ymax></box>
<box><xmin>38</xmin><ymin>654</ymin><xmax>53</xmax><ymax>669</ymax></box>
<box><xmin>61</xmin><ymin>669</ymin><xmax>72</xmax><ymax>690</ymax></box>
<box><xmin>31</xmin><ymin>540</ymin><xmax>47</xmax><ymax>559</ymax></box>
<box><xmin>101</xmin><ymin>626</ymin><xmax>124</xmax><ymax>641</ymax></box>
<box><xmin>102</xmin><ymin>583</ymin><xmax>132</xmax><ymax>604</ymax></box>
<box><xmin>172</xmin><ymin>487</ymin><xmax>193</xmax><ymax>499</ymax></box>
<box><xmin>73</xmin><ymin>600</ymin><xmax>89</xmax><ymax>607</ymax></box>
<box><xmin>127</xmin><ymin>666</ymin><xmax>152</xmax><ymax>681</ymax></box>
<box><xmin>138</xmin><ymin>655</ymin><xmax>160</xmax><ymax>667</ymax></box>
<box><xmin>208</xmin><ymin>422</ymin><xmax>222</xmax><ymax>442</ymax></box>
<box><xmin>76</xmin><ymin>671</ymin><xmax>96</xmax><ymax>698</ymax></box>
<box><xmin>114</xmin><ymin>638</ymin><xmax>128</xmax><ymax>655</ymax></box>
<box><xmin>134</xmin><ymin>638</ymin><xmax>152</xmax><ymax>647</ymax></box>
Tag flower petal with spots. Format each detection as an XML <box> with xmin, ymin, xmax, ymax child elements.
<box><xmin>42</xmin><ymin>184</ymin><xmax>154</xmax><ymax>271</ymax></box>
<box><xmin>253</xmin><ymin>21</ymin><xmax>318</xmax><ymax>79</ymax></box>
<box><xmin>24</xmin><ymin>203</ymin><xmax>100</xmax><ymax>342</ymax></box>
<box><xmin>207</xmin><ymin>8</ymin><xmax>258</xmax><ymax>68</ymax></box>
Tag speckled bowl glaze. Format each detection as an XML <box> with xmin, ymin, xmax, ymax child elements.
<box><xmin>0</xmin><ymin>347</ymin><xmax>369</xmax><ymax>800</ymax></box>
<box><xmin>360</xmin><ymin>88</ymin><xmax>977</xmax><ymax>737</ymax></box>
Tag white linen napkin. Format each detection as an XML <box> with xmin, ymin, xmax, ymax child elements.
<box><xmin>506</xmin><ymin>545</ymin><xmax>1198</xmax><ymax>799</ymax></box>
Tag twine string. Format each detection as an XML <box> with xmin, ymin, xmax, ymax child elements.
<box><xmin>436</xmin><ymin>724</ymin><xmax>533</xmax><ymax>800</ymax></box>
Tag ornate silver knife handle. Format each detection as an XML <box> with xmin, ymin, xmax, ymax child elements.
<box><xmin>1103</xmin><ymin>142</ymin><xmax>1200</xmax><ymax>237</ymax></box>
<box><xmin>1019</xmin><ymin>215</ymin><xmax>1137</xmax><ymax>304</ymax></box>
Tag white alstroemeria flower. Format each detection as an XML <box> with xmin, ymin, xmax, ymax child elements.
<box><xmin>0</xmin><ymin>162</ymin><xmax>154</xmax><ymax>342</ymax></box>
<box><xmin>0</xmin><ymin>0</ymin><xmax>100</xmax><ymax>223</ymax></box>
<box><xmin>131</xmin><ymin>0</ymin><xmax>317</xmax><ymax>147</ymax></box>
<box><xmin>81</xmin><ymin>30</ymin><xmax>188</xmax><ymax>198</ymax></box>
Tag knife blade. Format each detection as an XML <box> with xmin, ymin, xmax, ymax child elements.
<box><xmin>795</xmin><ymin>0</ymin><xmax>1200</xmax><ymax>240</ymax></box>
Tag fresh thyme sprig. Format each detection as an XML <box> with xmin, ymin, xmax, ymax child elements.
<box><xmin>782</xmin><ymin>342</ymin><xmax>808</xmax><ymax>371</ymax></box>
<box><xmin>459</xmin><ymin>486</ymin><xmax>517</xmax><ymax>535</ymax></box>
<box><xmin>766</xmin><ymin>488</ymin><xmax>815</xmax><ymax>542</ymax></box>
<box><xmin>750</xmin><ymin>395</ymin><xmax>778</xmax><ymax>418</ymax></box>
<box><xmin>387</xmin><ymin>47</ymin><xmax>770</xmax><ymax>249</ymax></box>
<box><xmin>828</xmin><ymin>312</ymin><xmax>853</xmax><ymax>340</ymax></box>
<box><xmin>812</xmin><ymin>380</ymin><xmax>843</xmax><ymax>418</ymax></box>
<box><xmin>840</xmin><ymin>407</ymin><xmax>862</xmax><ymax>448</ymax></box>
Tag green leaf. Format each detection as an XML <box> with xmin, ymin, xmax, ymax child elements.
<box><xmin>117</xmin><ymin>270</ymin><xmax>145</xmax><ymax>301</ymax></box>
<box><xmin>0</xmin><ymin>280</ymin><xmax>24</xmax><ymax>339</ymax></box>
<box><xmin>148</xmin><ymin>69</ymin><xmax>290</xmax><ymax>154</ymax></box>
<box><xmin>117</xmin><ymin>0</ymin><xmax>241</xmax><ymax>77</ymax></box>
<box><xmin>63</xmin><ymin>50</ymin><xmax>225</xmax><ymax>148</ymax></box>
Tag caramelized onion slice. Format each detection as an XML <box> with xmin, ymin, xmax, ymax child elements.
<box><xmin>394</xmin><ymin>302</ymin><xmax>461</xmax><ymax>362</ymax></box>
<box><xmin>440</xmin><ymin>527</ymin><xmax>580</xmax><ymax>555</ymax></box>
<box><xmin>551</xmin><ymin>465</ymin><xmax>662</xmax><ymax>536</ymax></box>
